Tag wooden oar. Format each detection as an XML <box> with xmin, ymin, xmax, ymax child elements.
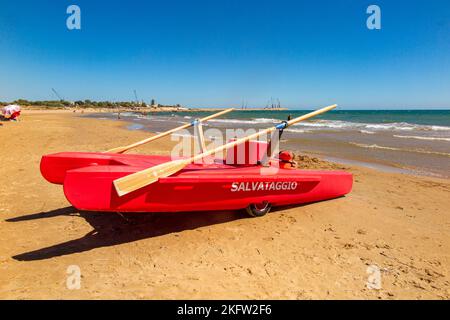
<box><xmin>105</xmin><ymin>108</ymin><xmax>234</xmax><ymax>154</ymax></box>
<box><xmin>114</xmin><ymin>104</ymin><xmax>337</xmax><ymax>196</ymax></box>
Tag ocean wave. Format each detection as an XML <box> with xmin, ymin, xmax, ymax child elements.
<box><xmin>350</xmin><ymin>142</ymin><xmax>400</xmax><ymax>151</ymax></box>
<box><xmin>119</xmin><ymin>112</ymin><xmax>136</xmax><ymax>117</ymax></box>
<box><xmin>365</xmin><ymin>123</ymin><xmax>415</xmax><ymax>131</ymax></box>
<box><xmin>209</xmin><ymin>117</ymin><xmax>283</xmax><ymax>125</ymax></box>
<box><xmin>127</xmin><ymin>124</ymin><xmax>145</xmax><ymax>130</ymax></box>
<box><xmin>349</xmin><ymin>142</ymin><xmax>450</xmax><ymax>157</ymax></box>
<box><xmin>292</xmin><ymin>120</ymin><xmax>420</xmax><ymax>131</ymax></box>
<box><xmin>359</xmin><ymin>130</ymin><xmax>375</xmax><ymax>134</ymax></box>
<box><xmin>294</xmin><ymin>120</ymin><xmax>450</xmax><ymax>133</ymax></box>
<box><xmin>366</xmin><ymin>122</ymin><xmax>450</xmax><ymax>132</ymax></box>
<box><xmin>293</xmin><ymin>120</ymin><xmax>355</xmax><ymax>129</ymax></box>
<box><xmin>253</xmin><ymin>118</ymin><xmax>278</xmax><ymax>123</ymax></box>
<box><xmin>393</xmin><ymin>135</ymin><xmax>450</xmax><ymax>142</ymax></box>
<box><xmin>208</xmin><ymin>118</ymin><xmax>261</xmax><ymax>124</ymax></box>
<box><xmin>169</xmin><ymin>133</ymin><xmax>194</xmax><ymax>138</ymax></box>
<box><xmin>431</xmin><ymin>125</ymin><xmax>450</xmax><ymax>131</ymax></box>
<box><xmin>285</xmin><ymin>128</ymin><xmax>311</xmax><ymax>133</ymax></box>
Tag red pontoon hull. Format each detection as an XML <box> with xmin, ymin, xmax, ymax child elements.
<box><xmin>40</xmin><ymin>152</ymin><xmax>353</xmax><ymax>213</ymax></box>
<box><xmin>40</xmin><ymin>152</ymin><xmax>168</xmax><ymax>185</ymax></box>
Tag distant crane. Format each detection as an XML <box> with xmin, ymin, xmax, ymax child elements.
<box><xmin>264</xmin><ymin>97</ymin><xmax>281</xmax><ymax>109</ymax></box>
<box><xmin>133</xmin><ymin>89</ymin><xmax>139</xmax><ymax>105</ymax></box>
<box><xmin>51</xmin><ymin>88</ymin><xmax>64</xmax><ymax>101</ymax></box>
<box><xmin>241</xmin><ymin>99</ymin><xmax>248</xmax><ymax>110</ymax></box>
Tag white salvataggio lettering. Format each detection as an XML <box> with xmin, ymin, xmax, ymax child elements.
<box><xmin>230</xmin><ymin>181</ymin><xmax>298</xmax><ymax>192</ymax></box>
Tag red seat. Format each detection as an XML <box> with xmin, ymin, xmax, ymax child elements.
<box><xmin>225</xmin><ymin>140</ymin><xmax>269</xmax><ymax>165</ymax></box>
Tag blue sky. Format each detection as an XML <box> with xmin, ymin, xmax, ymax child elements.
<box><xmin>0</xmin><ymin>0</ymin><xmax>449</xmax><ymax>109</ymax></box>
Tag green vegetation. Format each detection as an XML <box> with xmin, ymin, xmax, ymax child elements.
<box><xmin>3</xmin><ymin>99</ymin><xmax>178</xmax><ymax>109</ymax></box>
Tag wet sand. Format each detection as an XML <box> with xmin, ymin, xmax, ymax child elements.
<box><xmin>0</xmin><ymin>111</ymin><xmax>449</xmax><ymax>299</ymax></box>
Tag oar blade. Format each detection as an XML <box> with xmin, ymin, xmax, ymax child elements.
<box><xmin>113</xmin><ymin>159</ymin><xmax>188</xmax><ymax>196</ymax></box>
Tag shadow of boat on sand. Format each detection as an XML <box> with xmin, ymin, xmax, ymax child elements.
<box><xmin>7</xmin><ymin>206</ymin><xmax>247</xmax><ymax>261</ymax></box>
<box><xmin>7</xmin><ymin>197</ymin><xmax>340</xmax><ymax>262</ymax></box>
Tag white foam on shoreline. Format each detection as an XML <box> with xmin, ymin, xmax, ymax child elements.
<box><xmin>349</xmin><ymin>142</ymin><xmax>450</xmax><ymax>157</ymax></box>
<box><xmin>431</xmin><ymin>125</ymin><xmax>450</xmax><ymax>131</ymax></box>
<box><xmin>359</xmin><ymin>130</ymin><xmax>375</xmax><ymax>134</ymax></box>
<box><xmin>253</xmin><ymin>118</ymin><xmax>278</xmax><ymax>124</ymax></box>
<box><xmin>207</xmin><ymin>118</ymin><xmax>261</xmax><ymax>124</ymax></box>
<box><xmin>285</xmin><ymin>128</ymin><xmax>311</xmax><ymax>133</ymax></box>
<box><xmin>393</xmin><ymin>135</ymin><xmax>450</xmax><ymax>142</ymax></box>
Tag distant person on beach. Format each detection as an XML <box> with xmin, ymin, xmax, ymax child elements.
<box><xmin>287</xmin><ymin>114</ymin><xmax>292</xmax><ymax>121</ymax></box>
<box><xmin>1</xmin><ymin>105</ymin><xmax>21</xmax><ymax>121</ymax></box>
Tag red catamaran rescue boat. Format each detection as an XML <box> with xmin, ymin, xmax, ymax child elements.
<box><xmin>39</xmin><ymin>105</ymin><xmax>352</xmax><ymax>217</ymax></box>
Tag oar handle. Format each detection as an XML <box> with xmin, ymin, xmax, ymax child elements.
<box><xmin>198</xmin><ymin>108</ymin><xmax>234</xmax><ymax>122</ymax></box>
<box><xmin>285</xmin><ymin>104</ymin><xmax>336</xmax><ymax>128</ymax></box>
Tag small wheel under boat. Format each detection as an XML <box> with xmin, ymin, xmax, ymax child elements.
<box><xmin>245</xmin><ymin>201</ymin><xmax>272</xmax><ymax>217</ymax></box>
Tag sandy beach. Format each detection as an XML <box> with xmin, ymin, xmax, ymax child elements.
<box><xmin>0</xmin><ymin>111</ymin><xmax>449</xmax><ymax>299</ymax></box>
